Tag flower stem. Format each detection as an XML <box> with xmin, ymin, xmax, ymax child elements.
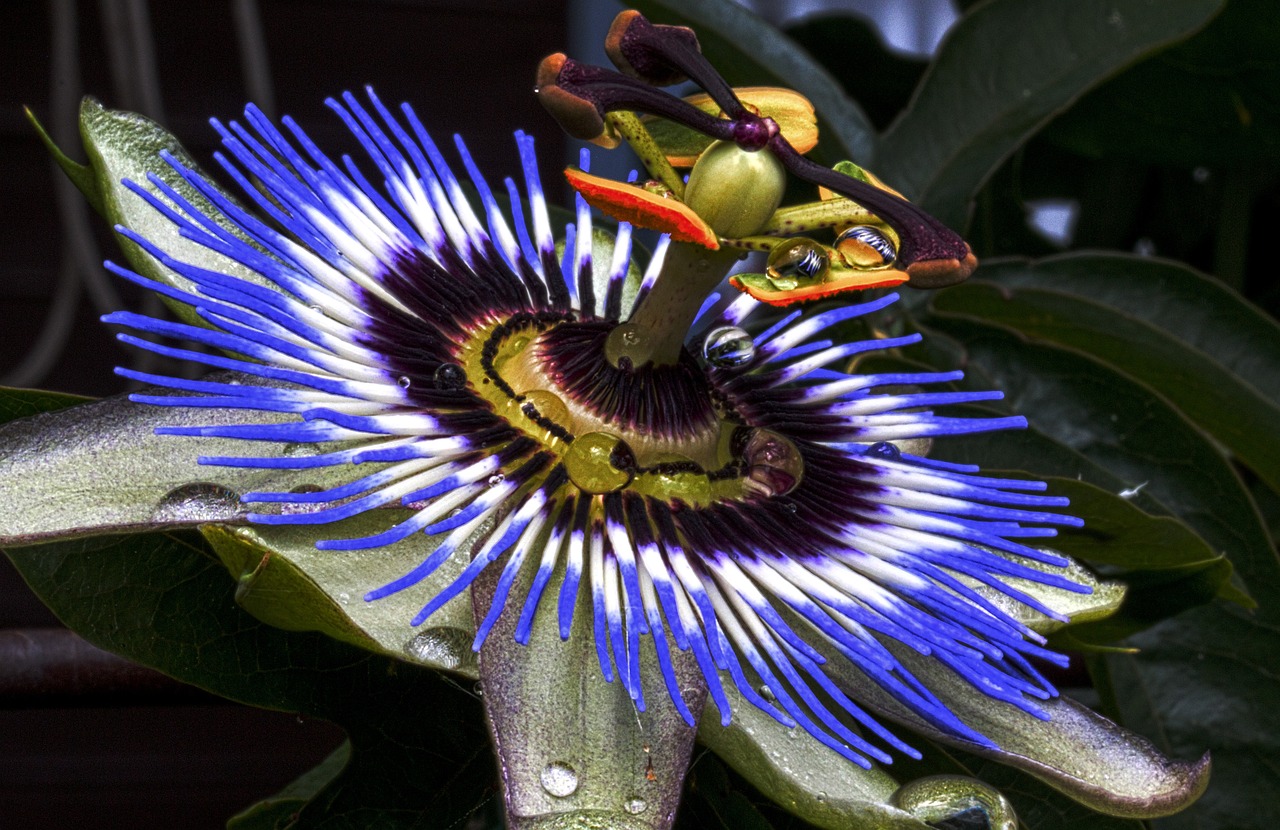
<box><xmin>607</xmin><ymin>242</ymin><xmax>740</xmax><ymax>367</ymax></box>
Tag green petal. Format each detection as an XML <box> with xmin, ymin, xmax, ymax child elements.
<box><xmin>699</xmin><ymin>685</ymin><xmax>931</xmax><ymax>830</ymax></box>
<box><xmin>820</xmin><ymin>636</ymin><xmax>1210</xmax><ymax>818</ymax></box>
<box><xmin>0</xmin><ymin>381</ymin><xmax>327</xmax><ymax>545</ymax></box>
<box><xmin>43</xmin><ymin>97</ymin><xmax>277</xmax><ymax>329</ymax></box>
<box><xmin>475</xmin><ymin>562</ymin><xmax>702</xmax><ymax>829</ymax></box>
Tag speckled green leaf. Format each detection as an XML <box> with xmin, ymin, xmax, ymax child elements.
<box><xmin>879</xmin><ymin>0</ymin><xmax>1225</xmax><ymax>228</ymax></box>
<box><xmin>204</xmin><ymin>521</ymin><xmax>476</xmax><ymax>676</ymax></box>
<box><xmin>629</xmin><ymin>0</ymin><xmax>875</xmax><ymax>165</ymax></box>
<box><xmin>819</xmin><ymin>632</ymin><xmax>1210</xmax><ymax>818</ymax></box>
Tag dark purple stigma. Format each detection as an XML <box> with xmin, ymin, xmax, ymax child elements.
<box><xmin>732</xmin><ymin>115</ymin><xmax>777</xmax><ymax>152</ymax></box>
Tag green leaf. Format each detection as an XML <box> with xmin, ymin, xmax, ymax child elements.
<box><xmin>879</xmin><ymin>0</ymin><xmax>1226</xmax><ymax>229</ymax></box>
<box><xmin>974</xmin><ymin>253</ymin><xmax>1280</xmax><ymax>415</ymax></box>
<box><xmin>0</xmin><ymin>386</ymin><xmax>91</xmax><ymax>422</ymax></box>
<box><xmin>3</xmin><ymin>532</ymin><xmax>494</xmax><ymax>828</ymax></box>
<box><xmin>1044</xmin><ymin>476</ymin><xmax>1230</xmax><ymax>572</ymax></box>
<box><xmin>921</xmin><ymin>313</ymin><xmax>1277</xmax><ymax>601</ymax></box>
<box><xmin>229</xmin><ymin>742</ymin><xmax>351</xmax><ymax>829</ymax></box>
<box><xmin>1106</xmin><ymin>601</ymin><xmax>1280</xmax><ymax>830</ymax></box>
<box><xmin>629</xmin><ymin>0</ymin><xmax>876</xmax><ymax>165</ymax></box>
<box><xmin>1043</xmin><ymin>0</ymin><xmax>1280</xmax><ymax>167</ymax></box>
<box><xmin>934</xmin><ymin>278</ymin><xmax>1280</xmax><ymax>493</ymax></box>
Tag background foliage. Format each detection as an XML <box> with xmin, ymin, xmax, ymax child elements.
<box><xmin>5</xmin><ymin>0</ymin><xmax>1280</xmax><ymax>828</ymax></box>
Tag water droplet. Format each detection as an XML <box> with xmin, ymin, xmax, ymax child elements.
<box><xmin>866</xmin><ymin>441</ymin><xmax>901</xmax><ymax>462</ymax></box>
<box><xmin>488</xmin><ymin>473</ymin><xmax>505</xmax><ymax>487</ymax></box>
<box><xmin>815</xmin><ymin>792</ymin><xmax>827</xmax><ymax>803</ymax></box>
<box><xmin>403</xmin><ymin>627</ymin><xmax>475</xmax><ymax>671</ymax></box>
<box><xmin>835</xmin><ymin>225</ymin><xmax>897</xmax><ymax>269</ymax></box>
<box><xmin>539</xmin><ymin>762</ymin><xmax>579</xmax><ymax>798</ymax></box>
<box><xmin>621</xmin><ymin>328</ymin><xmax>640</xmax><ymax>346</ymax></box>
<box><xmin>282</xmin><ymin>442</ymin><xmax>319</xmax><ymax>458</ymax></box>
<box><xmin>702</xmin><ymin>326</ymin><xmax>755</xmax><ymax>369</ymax></box>
<box><xmin>564</xmin><ymin>432</ymin><xmax>635</xmax><ymax>494</ymax></box>
<box><xmin>473</xmin><ymin>681</ymin><xmax>484</xmax><ymax>698</ymax></box>
<box><xmin>623</xmin><ymin>797</ymin><xmax>647</xmax><ymax>815</ymax></box>
<box><xmin>338</xmin><ymin>592</ymin><xmax>350</xmax><ymax>605</ymax></box>
<box><xmin>396</xmin><ymin>375</ymin><xmax>412</xmax><ymax>389</ymax></box>
<box><xmin>759</xmin><ymin>684</ymin><xmax>777</xmax><ymax>702</ymax></box>
<box><xmin>153</xmin><ymin>483</ymin><xmax>242</xmax><ymax>523</ymax></box>
<box><xmin>740</xmin><ymin>429</ymin><xmax>804</xmax><ymax>497</ymax></box>
<box><xmin>766</xmin><ymin>237</ymin><xmax>830</xmax><ymax>289</ymax></box>
<box><xmin>779</xmin><ymin>501</ymin><xmax>798</xmax><ymax>514</ymax></box>
<box><xmin>521</xmin><ymin>389</ymin><xmax>572</xmax><ymax>432</ymax></box>
<box><xmin>434</xmin><ymin>362</ymin><xmax>467</xmax><ymax>391</ymax></box>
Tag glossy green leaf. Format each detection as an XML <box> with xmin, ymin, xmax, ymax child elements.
<box><xmin>1043</xmin><ymin>0</ymin><xmax>1280</xmax><ymax>167</ymax></box>
<box><xmin>2</xmin><ymin>532</ymin><xmax>493</xmax><ymax>828</ymax></box>
<box><xmin>228</xmin><ymin>742</ymin><xmax>351</xmax><ymax>829</ymax></box>
<box><xmin>0</xmin><ymin>386</ymin><xmax>90</xmax><ymax>421</ymax></box>
<box><xmin>879</xmin><ymin>0</ymin><xmax>1225</xmax><ymax>228</ymax></box>
<box><xmin>933</xmin><ymin>280</ymin><xmax>1280</xmax><ymax>493</ymax></box>
<box><xmin>629</xmin><ymin>0</ymin><xmax>876</xmax><ymax>165</ymax></box>
<box><xmin>921</xmin><ymin>313</ymin><xmax>1276</xmax><ymax>601</ymax></box>
<box><xmin>974</xmin><ymin>253</ymin><xmax>1280</xmax><ymax>414</ymax></box>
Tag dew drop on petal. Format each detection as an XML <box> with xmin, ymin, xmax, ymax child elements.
<box><xmin>153</xmin><ymin>483</ymin><xmax>242</xmax><ymax>523</ymax></box>
<box><xmin>488</xmin><ymin>473</ymin><xmax>506</xmax><ymax>487</ymax></box>
<box><xmin>403</xmin><ymin>627</ymin><xmax>473</xmax><ymax>671</ymax></box>
<box><xmin>623</xmin><ymin>797</ymin><xmax>647</xmax><ymax>815</ymax></box>
<box><xmin>766</xmin><ymin>237</ymin><xmax>829</xmax><ymax>289</ymax></box>
<box><xmin>564</xmin><ymin>432</ymin><xmax>635</xmax><ymax>493</ymax></box>
<box><xmin>434</xmin><ymin>362</ymin><xmax>467</xmax><ymax>391</ymax></box>
<box><xmin>866</xmin><ymin>441</ymin><xmax>901</xmax><ymax>462</ymax></box>
<box><xmin>521</xmin><ymin>389</ymin><xmax>572</xmax><ymax>430</ymax></box>
<box><xmin>835</xmin><ymin>225</ymin><xmax>897</xmax><ymax>269</ymax></box>
<box><xmin>539</xmin><ymin>762</ymin><xmax>579</xmax><ymax>798</ymax></box>
<box><xmin>702</xmin><ymin>326</ymin><xmax>755</xmax><ymax>369</ymax></box>
<box><xmin>397</xmin><ymin>375</ymin><xmax>412</xmax><ymax>389</ymax></box>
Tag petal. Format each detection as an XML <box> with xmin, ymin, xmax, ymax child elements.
<box><xmin>564</xmin><ymin>167</ymin><xmax>719</xmax><ymax>249</ymax></box>
<box><xmin>820</xmin><ymin>630</ymin><xmax>1210</xmax><ymax>818</ymax></box>
<box><xmin>474</xmin><ymin>553</ymin><xmax>705</xmax><ymax>829</ymax></box>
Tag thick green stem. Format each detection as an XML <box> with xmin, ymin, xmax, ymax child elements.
<box><xmin>606</xmin><ymin>111</ymin><xmax>685</xmax><ymax>199</ymax></box>
<box><xmin>606</xmin><ymin>242</ymin><xmax>740</xmax><ymax>367</ymax></box>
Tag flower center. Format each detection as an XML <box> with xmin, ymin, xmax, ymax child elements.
<box><xmin>455</xmin><ymin>314</ymin><xmax>803</xmax><ymax>507</ymax></box>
